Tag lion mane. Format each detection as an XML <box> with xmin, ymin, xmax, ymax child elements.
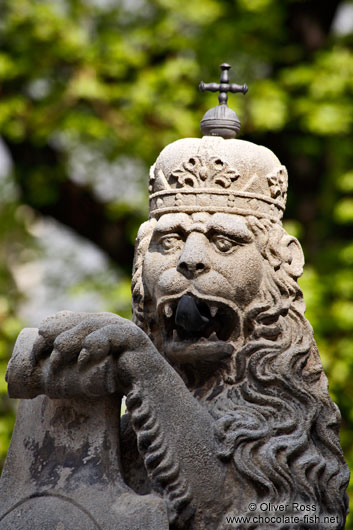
<box><xmin>131</xmin><ymin>216</ymin><xmax>349</xmax><ymax>527</ymax></box>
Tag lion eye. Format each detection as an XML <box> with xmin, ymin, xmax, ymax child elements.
<box><xmin>160</xmin><ymin>234</ymin><xmax>182</xmax><ymax>251</ymax></box>
<box><xmin>211</xmin><ymin>235</ymin><xmax>235</xmax><ymax>253</ymax></box>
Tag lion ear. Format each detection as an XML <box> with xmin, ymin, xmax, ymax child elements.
<box><xmin>280</xmin><ymin>235</ymin><xmax>304</xmax><ymax>278</ymax></box>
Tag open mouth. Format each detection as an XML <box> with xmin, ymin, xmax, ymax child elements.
<box><xmin>158</xmin><ymin>294</ymin><xmax>239</xmax><ymax>364</ymax></box>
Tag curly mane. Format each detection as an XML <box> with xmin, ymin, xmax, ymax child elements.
<box><xmin>131</xmin><ymin>218</ymin><xmax>156</xmax><ymax>333</ymax></box>
<box><xmin>131</xmin><ymin>215</ymin><xmax>349</xmax><ymax>526</ymax></box>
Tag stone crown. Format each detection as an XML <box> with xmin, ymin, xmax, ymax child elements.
<box><xmin>149</xmin><ymin>136</ymin><xmax>288</xmax><ymax>223</ymax></box>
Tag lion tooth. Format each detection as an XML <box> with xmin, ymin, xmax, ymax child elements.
<box><xmin>210</xmin><ymin>306</ymin><xmax>218</xmax><ymax>318</ymax></box>
<box><xmin>209</xmin><ymin>332</ymin><xmax>218</xmax><ymax>341</ymax></box>
<box><xmin>172</xmin><ymin>329</ymin><xmax>178</xmax><ymax>341</ymax></box>
<box><xmin>164</xmin><ymin>304</ymin><xmax>173</xmax><ymax>318</ymax></box>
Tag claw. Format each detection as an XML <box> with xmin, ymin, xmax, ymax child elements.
<box><xmin>77</xmin><ymin>348</ymin><xmax>90</xmax><ymax>370</ymax></box>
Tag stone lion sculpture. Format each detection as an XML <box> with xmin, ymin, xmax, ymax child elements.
<box><xmin>0</xmin><ymin>136</ymin><xmax>349</xmax><ymax>529</ymax></box>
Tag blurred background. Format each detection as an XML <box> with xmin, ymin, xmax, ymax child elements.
<box><xmin>0</xmin><ymin>0</ymin><xmax>352</xmax><ymax>523</ymax></box>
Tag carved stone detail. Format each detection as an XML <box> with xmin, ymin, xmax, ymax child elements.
<box><xmin>148</xmin><ymin>137</ymin><xmax>289</xmax><ymax>221</ymax></box>
<box><xmin>0</xmin><ymin>136</ymin><xmax>349</xmax><ymax>530</ymax></box>
<box><xmin>266</xmin><ymin>165</ymin><xmax>288</xmax><ymax>207</ymax></box>
<box><xmin>171</xmin><ymin>156</ymin><xmax>240</xmax><ymax>189</ymax></box>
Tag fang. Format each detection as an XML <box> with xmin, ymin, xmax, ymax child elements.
<box><xmin>164</xmin><ymin>304</ymin><xmax>173</xmax><ymax>318</ymax></box>
<box><xmin>210</xmin><ymin>306</ymin><xmax>218</xmax><ymax>318</ymax></box>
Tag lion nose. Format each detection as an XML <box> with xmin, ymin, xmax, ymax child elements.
<box><xmin>177</xmin><ymin>261</ymin><xmax>207</xmax><ymax>277</ymax></box>
<box><xmin>177</xmin><ymin>233</ymin><xmax>210</xmax><ymax>279</ymax></box>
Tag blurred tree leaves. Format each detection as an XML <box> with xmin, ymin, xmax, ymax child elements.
<box><xmin>0</xmin><ymin>189</ymin><xmax>31</xmax><ymax>463</ymax></box>
<box><xmin>0</xmin><ymin>0</ymin><xmax>352</xmax><ymax>522</ymax></box>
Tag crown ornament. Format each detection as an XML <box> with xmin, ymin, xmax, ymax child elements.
<box><xmin>171</xmin><ymin>155</ymin><xmax>240</xmax><ymax>189</ymax></box>
<box><xmin>199</xmin><ymin>63</ymin><xmax>248</xmax><ymax>139</ymax></box>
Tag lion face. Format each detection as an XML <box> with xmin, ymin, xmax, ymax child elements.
<box><xmin>141</xmin><ymin>211</ymin><xmax>265</xmax><ymax>366</ymax></box>
<box><xmin>132</xmin><ymin>212</ymin><xmax>349</xmax><ymax>520</ymax></box>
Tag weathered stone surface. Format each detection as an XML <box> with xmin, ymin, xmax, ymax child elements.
<box><xmin>0</xmin><ymin>136</ymin><xmax>349</xmax><ymax>529</ymax></box>
<box><xmin>0</xmin><ymin>327</ymin><xmax>169</xmax><ymax>530</ymax></box>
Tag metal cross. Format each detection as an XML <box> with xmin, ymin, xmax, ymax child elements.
<box><xmin>199</xmin><ymin>63</ymin><xmax>248</xmax><ymax>106</ymax></box>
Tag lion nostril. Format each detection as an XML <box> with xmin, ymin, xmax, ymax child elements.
<box><xmin>178</xmin><ymin>261</ymin><xmax>188</xmax><ymax>273</ymax></box>
<box><xmin>177</xmin><ymin>261</ymin><xmax>208</xmax><ymax>277</ymax></box>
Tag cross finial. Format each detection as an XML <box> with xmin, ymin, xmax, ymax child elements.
<box><xmin>199</xmin><ymin>63</ymin><xmax>248</xmax><ymax>106</ymax></box>
<box><xmin>199</xmin><ymin>63</ymin><xmax>248</xmax><ymax>138</ymax></box>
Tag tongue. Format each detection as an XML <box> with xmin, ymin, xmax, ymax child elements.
<box><xmin>175</xmin><ymin>295</ymin><xmax>210</xmax><ymax>332</ymax></box>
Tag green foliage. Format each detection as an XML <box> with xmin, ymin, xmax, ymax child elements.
<box><xmin>0</xmin><ymin>0</ymin><xmax>352</xmax><ymax>522</ymax></box>
<box><xmin>0</xmin><ymin>200</ymin><xmax>29</xmax><ymax>468</ymax></box>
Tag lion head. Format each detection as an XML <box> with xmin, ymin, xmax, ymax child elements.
<box><xmin>131</xmin><ymin>137</ymin><xmax>349</xmax><ymax>524</ymax></box>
